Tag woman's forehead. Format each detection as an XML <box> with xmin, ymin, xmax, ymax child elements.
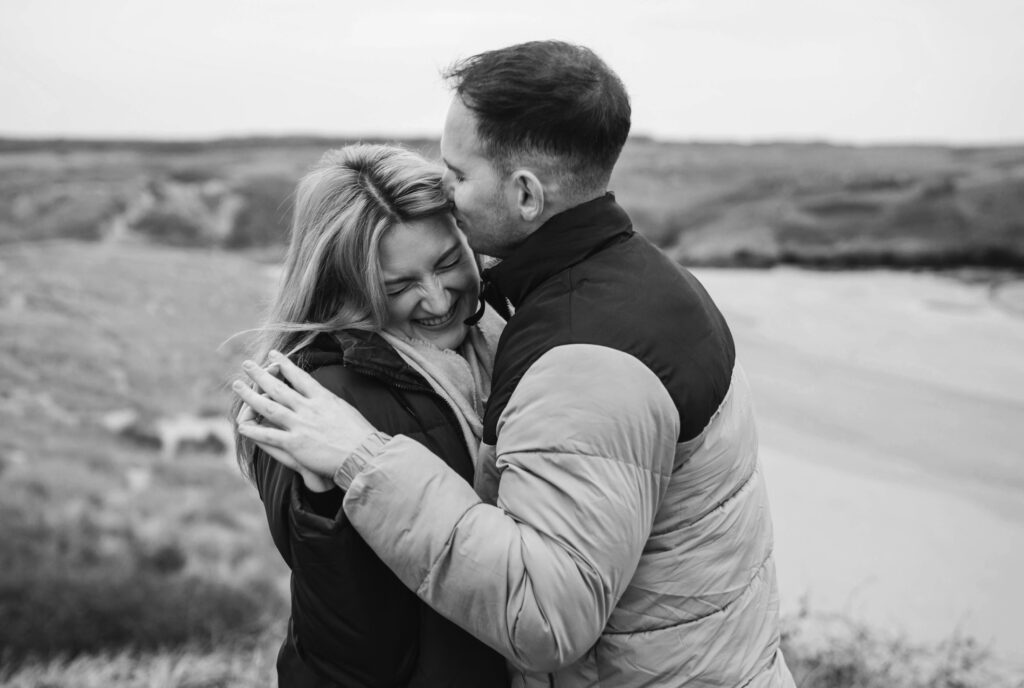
<box><xmin>380</xmin><ymin>216</ymin><xmax>462</xmax><ymax>274</ymax></box>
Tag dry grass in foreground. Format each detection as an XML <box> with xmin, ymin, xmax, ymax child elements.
<box><xmin>2</xmin><ymin>614</ymin><xmax>1021</xmax><ymax>688</ymax></box>
<box><xmin>782</xmin><ymin>608</ymin><xmax>1024</xmax><ymax>688</ymax></box>
<box><xmin>0</xmin><ymin>633</ymin><xmax>280</xmax><ymax>688</ymax></box>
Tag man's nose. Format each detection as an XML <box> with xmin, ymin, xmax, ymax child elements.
<box><xmin>441</xmin><ymin>170</ymin><xmax>456</xmax><ymax>199</ymax></box>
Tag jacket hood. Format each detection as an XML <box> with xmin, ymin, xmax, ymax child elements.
<box><xmin>296</xmin><ymin>330</ymin><xmax>430</xmax><ymax>392</ymax></box>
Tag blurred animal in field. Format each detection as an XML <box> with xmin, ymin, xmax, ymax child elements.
<box><xmin>100</xmin><ymin>408</ymin><xmax>235</xmax><ymax>464</ymax></box>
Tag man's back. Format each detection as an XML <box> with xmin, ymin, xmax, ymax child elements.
<box><xmin>473</xmin><ymin>194</ymin><xmax>791</xmax><ymax>686</ymax></box>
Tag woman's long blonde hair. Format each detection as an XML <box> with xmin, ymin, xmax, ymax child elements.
<box><xmin>231</xmin><ymin>143</ymin><xmax>452</xmax><ymax>480</ymax></box>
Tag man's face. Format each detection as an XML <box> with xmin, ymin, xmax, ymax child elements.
<box><xmin>440</xmin><ymin>97</ymin><xmax>526</xmax><ymax>258</ymax></box>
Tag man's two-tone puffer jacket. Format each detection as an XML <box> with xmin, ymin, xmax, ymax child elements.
<box><xmin>335</xmin><ymin>195</ymin><xmax>796</xmax><ymax>687</ymax></box>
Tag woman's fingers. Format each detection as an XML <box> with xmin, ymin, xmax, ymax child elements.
<box><xmin>268</xmin><ymin>350</ymin><xmax>328</xmax><ymax>399</ymax></box>
<box><xmin>234</xmin><ymin>362</ymin><xmax>281</xmax><ymax>425</ymax></box>
<box><xmin>233</xmin><ymin>380</ymin><xmax>294</xmax><ymax>427</ymax></box>
<box><xmin>242</xmin><ymin>359</ymin><xmax>305</xmax><ymax>409</ymax></box>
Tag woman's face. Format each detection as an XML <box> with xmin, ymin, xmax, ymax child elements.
<box><xmin>379</xmin><ymin>214</ymin><xmax>480</xmax><ymax>350</ymax></box>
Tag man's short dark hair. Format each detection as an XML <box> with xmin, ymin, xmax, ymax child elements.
<box><xmin>444</xmin><ymin>40</ymin><xmax>631</xmax><ymax>192</ymax></box>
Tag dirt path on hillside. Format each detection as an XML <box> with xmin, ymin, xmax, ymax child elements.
<box><xmin>694</xmin><ymin>267</ymin><xmax>1024</xmax><ymax>667</ymax></box>
<box><xmin>990</xmin><ymin>278</ymin><xmax>1024</xmax><ymax>318</ymax></box>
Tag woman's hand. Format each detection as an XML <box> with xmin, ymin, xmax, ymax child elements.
<box><xmin>233</xmin><ymin>351</ymin><xmax>379</xmax><ymax>481</ymax></box>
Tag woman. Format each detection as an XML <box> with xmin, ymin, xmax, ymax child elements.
<box><xmin>231</xmin><ymin>144</ymin><xmax>507</xmax><ymax>687</ymax></box>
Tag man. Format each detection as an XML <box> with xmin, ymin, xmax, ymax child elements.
<box><xmin>237</xmin><ymin>40</ymin><xmax>795</xmax><ymax>687</ymax></box>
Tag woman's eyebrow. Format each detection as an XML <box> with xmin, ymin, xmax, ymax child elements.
<box><xmin>384</xmin><ymin>275</ymin><xmax>413</xmax><ymax>287</ymax></box>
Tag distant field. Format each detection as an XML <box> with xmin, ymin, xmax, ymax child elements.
<box><xmin>1</xmin><ymin>136</ymin><xmax>1022</xmax><ymax>268</ymax></box>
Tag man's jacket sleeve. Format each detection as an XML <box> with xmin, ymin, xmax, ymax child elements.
<box><xmin>340</xmin><ymin>344</ymin><xmax>681</xmax><ymax>672</ymax></box>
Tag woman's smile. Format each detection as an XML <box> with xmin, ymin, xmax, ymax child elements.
<box><xmin>413</xmin><ymin>297</ymin><xmax>461</xmax><ymax>329</ymax></box>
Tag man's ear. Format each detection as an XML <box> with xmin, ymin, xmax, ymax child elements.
<box><xmin>511</xmin><ymin>170</ymin><xmax>544</xmax><ymax>222</ymax></box>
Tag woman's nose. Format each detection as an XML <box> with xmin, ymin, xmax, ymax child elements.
<box><xmin>419</xmin><ymin>276</ymin><xmax>451</xmax><ymax>314</ymax></box>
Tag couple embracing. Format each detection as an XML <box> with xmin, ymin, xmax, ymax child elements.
<box><xmin>232</xmin><ymin>40</ymin><xmax>795</xmax><ymax>688</ymax></box>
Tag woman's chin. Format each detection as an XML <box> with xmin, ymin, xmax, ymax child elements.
<box><xmin>418</xmin><ymin>322</ymin><xmax>468</xmax><ymax>351</ymax></box>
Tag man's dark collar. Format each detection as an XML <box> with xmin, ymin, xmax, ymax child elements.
<box><xmin>486</xmin><ymin>193</ymin><xmax>633</xmax><ymax>309</ymax></box>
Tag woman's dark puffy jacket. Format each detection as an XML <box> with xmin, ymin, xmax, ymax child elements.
<box><xmin>252</xmin><ymin>330</ymin><xmax>508</xmax><ymax>688</ymax></box>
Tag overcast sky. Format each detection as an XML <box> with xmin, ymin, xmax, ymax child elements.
<box><xmin>2</xmin><ymin>0</ymin><xmax>1022</xmax><ymax>144</ymax></box>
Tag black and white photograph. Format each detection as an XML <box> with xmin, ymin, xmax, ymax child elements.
<box><xmin>1</xmin><ymin>1</ymin><xmax>1022</xmax><ymax>686</ymax></box>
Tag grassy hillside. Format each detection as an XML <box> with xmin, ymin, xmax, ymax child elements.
<box><xmin>0</xmin><ymin>241</ymin><xmax>289</xmax><ymax>679</ymax></box>
<box><xmin>613</xmin><ymin>141</ymin><xmax>1024</xmax><ymax>268</ymax></box>
<box><xmin>1</xmin><ymin>137</ymin><xmax>1022</xmax><ymax>268</ymax></box>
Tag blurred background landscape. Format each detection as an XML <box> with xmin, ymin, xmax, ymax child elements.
<box><xmin>3</xmin><ymin>136</ymin><xmax>1023</xmax><ymax>266</ymax></box>
<box><xmin>2</xmin><ymin>135</ymin><xmax>1022</xmax><ymax>687</ymax></box>
<box><xmin>2</xmin><ymin>0</ymin><xmax>1023</xmax><ymax>686</ymax></box>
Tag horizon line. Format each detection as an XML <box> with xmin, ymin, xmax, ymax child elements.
<box><xmin>1</xmin><ymin>132</ymin><xmax>1023</xmax><ymax>150</ymax></box>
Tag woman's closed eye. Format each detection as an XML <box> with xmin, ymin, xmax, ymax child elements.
<box><xmin>386</xmin><ymin>264</ymin><xmax>458</xmax><ymax>298</ymax></box>
<box><xmin>431</xmin><ymin>243</ymin><xmax>465</xmax><ymax>272</ymax></box>
<box><xmin>437</xmin><ymin>254</ymin><xmax>462</xmax><ymax>271</ymax></box>
<box><xmin>386</xmin><ymin>282</ymin><xmax>412</xmax><ymax>298</ymax></box>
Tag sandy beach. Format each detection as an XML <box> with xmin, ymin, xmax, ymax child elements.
<box><xmin>694</xmin><ymin>268</ymin><xmax>1024</xmax><ymax>669</ymax></box>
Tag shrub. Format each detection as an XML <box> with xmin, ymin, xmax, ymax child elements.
<box><xmin>131</xmin><ymin>210</ymin><xmax>208</xmax><ymax>247</ymax></box>
<box><xmin>225</xmin><ymin>176</ymin><xmax>294</xmax><ymax>249</ymax></box>
<box><xmin>0</xmin><ymin>494</ymin><xmax>285</xmax><ymax>668</ymax></box>
<box><xmin>0</xmin><ymin>569</ymin><xmax>283</xmax><ymax>665</ymax></box>
<box><xmin>781</xmin><ymin>610</ymin><xmax>1022</xmax><ymax>688</ymax></box>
